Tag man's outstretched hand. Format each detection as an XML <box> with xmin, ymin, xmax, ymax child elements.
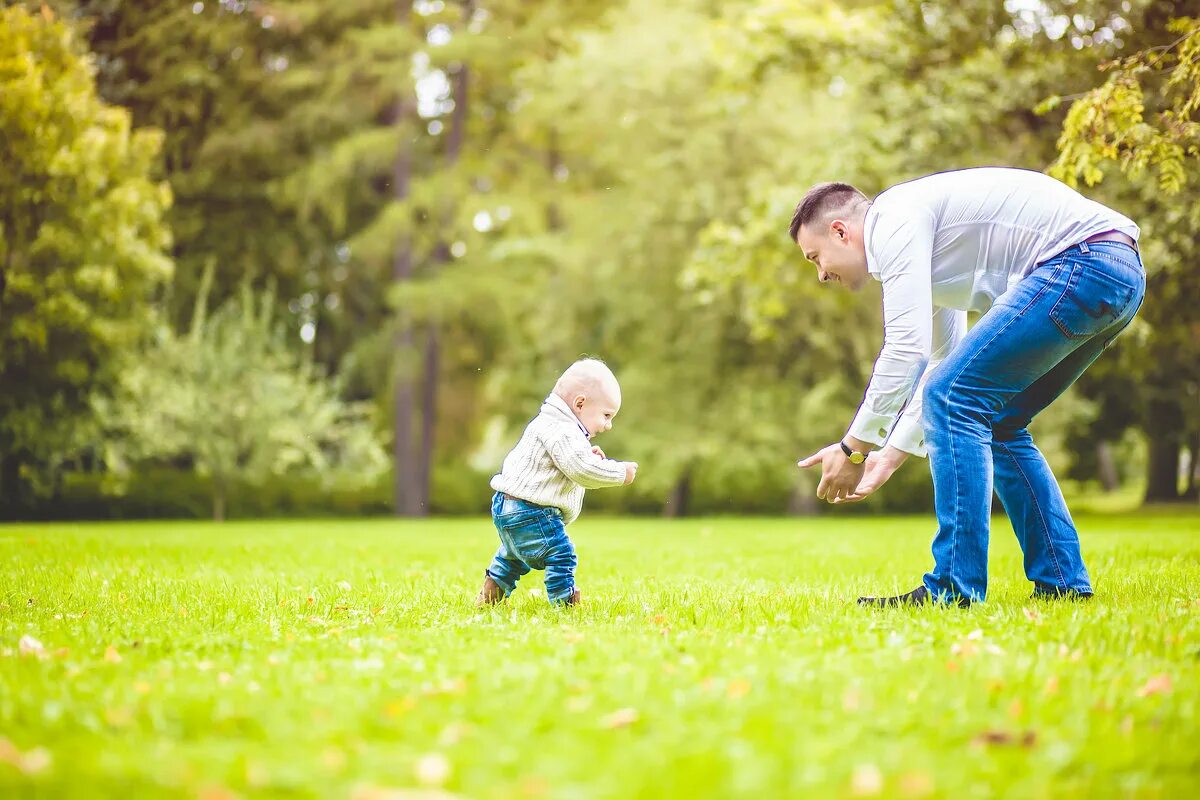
<box><xmin>834</xmin><ymin>446</ymin><xmax>909</xmax><ymax>503</ymax></box>
<box><xmin>797</xmin><ymin>442</ymin><xmax>866</xmax><ymax>503</ymax></box>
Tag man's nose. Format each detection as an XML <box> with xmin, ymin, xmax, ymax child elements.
<box><xmin>818</xmin><ymin>270</ymin><xmax>830</xmax><ymax>283</ymax></box>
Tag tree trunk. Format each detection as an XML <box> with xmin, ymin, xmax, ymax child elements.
<box><xmin>546</xmin><ymin>129</ymin><xmax>563</xmax><ymax>231</ymax></box>
<box><xmin>1184</xmin><ymin>432</ymin><xmax>1200</xmax><ymax>502</ymax></box>
<box><xmin>662</xmin><ymin>470</ymin><xmax>691</xmax><ymax>518</ymax></box>
<box><xmin>391</xmin><ymin>0</ymin><xmax>421</xmax><ymax>516</ymax></box>
<box><xmin>1095</xmin><ymin>441</ymin><xmax>1120</xmax><ymax>493</ymax></box>
<box><xmin>418</xmin><ymin>327</ymin><xmax>439</xmax><ymax>513</ymax></box>
<box><xmin>212</xmin><ymin>480</ymin><xmax>226</xmax><ymax>523</ymax></box>
<box><xmin>413</xmin><ymin>15</ymin><xmax>470</xmax><ymax>513</ymax></box>
<box><xmin>1143</xmin><ymin>430</ymin><xmax>1182</xmax><ymax>503</ymax></box>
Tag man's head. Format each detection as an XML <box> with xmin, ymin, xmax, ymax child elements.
<box><xmin>789</xmin><ymin>182</ymin><xmax>872</xmax><ymax>291</ymax></box>
<box><xmin>553</xmin><ymin>358</ymin><xmax>621</xmax><ymax>438</ymax></box>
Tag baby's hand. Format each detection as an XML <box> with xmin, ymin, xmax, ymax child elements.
<box><xmin>624</xmin><ymin>462</ymin><xmax>638</xmax><ymax>485</ymax></box>
<box><xmin>591</xmin><ymin>446</ymin><xmax>606</xmax><ymax>459</ymax></box>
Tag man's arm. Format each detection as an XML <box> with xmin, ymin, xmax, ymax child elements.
<box><xmin>887</xmin><ymin>305</ymin><xmax>967</xmax><ymax>457</ymax></box>
<box><xmin>846</xmin><ymin>208</ymin><xmax>938</xmax><ymax>449</ymax></box>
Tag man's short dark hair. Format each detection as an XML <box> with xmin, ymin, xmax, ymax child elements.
<box><xmin>788</xmin><ymin>182</ymin><xmax>869</xmax><ymax>243</ymax></box>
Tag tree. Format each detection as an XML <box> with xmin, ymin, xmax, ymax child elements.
<box><xmin>97</xmin><ymin>267</ymin><xmax>387</xmax><ymax>521</ymax></box>
<box><xmin>0</xmin><ymin>5</ymin><xmax>173</xmax><ymax>506</ymax></box>
<box><xmin>1047</xmin><ymin>14</ymin><xmax>1200</xmax><ymax>501</ymax></box>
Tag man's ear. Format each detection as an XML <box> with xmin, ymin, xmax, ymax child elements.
<box><xmin>573</xmin><ymin>394</ymin><xmax>586</xmax><ymax>411</ymax></box>
<box><xmin>831</xmin><ymin>219</ymin><xmax>848</xmax><ymax>240</ymax></box>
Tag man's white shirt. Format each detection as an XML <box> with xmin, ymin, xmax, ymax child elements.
<box><xmin>848</xmin><ymin>167</ymin><xmax>1139</xmax><ymax>457</ymax></box>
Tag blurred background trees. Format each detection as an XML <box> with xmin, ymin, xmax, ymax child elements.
<box><xmin>1</xmin><ymin>1</ymin><xmax>1196</xmax><ymax>519</ymax></box>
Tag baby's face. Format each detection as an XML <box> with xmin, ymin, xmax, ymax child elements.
<box><xmin>571</xmin><ymin>384</ymin><xmax>621</xmax><ymax>438</ymax></box>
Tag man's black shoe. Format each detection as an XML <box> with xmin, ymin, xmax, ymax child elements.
<box><xmin>857</xmin><ymin>585</ymin><xmax>971</xmax><ymax>608</ymax></box>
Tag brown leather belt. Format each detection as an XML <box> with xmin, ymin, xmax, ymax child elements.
<box><xmin>1083</xmin><ymin>230</ymin><xmax>1136</xmax><ymax>249</ymax></box>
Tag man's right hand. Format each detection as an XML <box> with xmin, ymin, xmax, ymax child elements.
<box><xmin>835</xmin><ymin>446</ymin><xmax>909</xmax><ymax>503</ymax></box>
<box><xmin>624</xmin><ymin>462</ymin><xmax>639</xmax><ymax>485</ymax></box>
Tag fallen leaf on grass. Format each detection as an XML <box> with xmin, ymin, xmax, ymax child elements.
<box><xmin>727</xmin><ymin>679</ymin><xmax>752</xmax><ymax>699</ymax></box>
<box><xmin>103</xmin><ymin>645</ymin><xmax>121</xmax><ymax>663</ymax></box>
<box><xmin>601</xmin><ymin>708</ymin><xmax>639</xmax><ymax>729</ymax></box>
<box><xmin>898</xmin><ymin>771</ymin><xmax>934</xmax><ymax>798</ymax></box>
<box><xmin>1135</xmin><ymin>673</ymin><xmax>1172</xmax><ymax>697</ymax></box>
<box><xmin>850</xmin><ymin>764</ymin><xmax>883</xmax><ymax>796</ymax></box>
<box><xmin>0</xmin><ymin>739</ymin><xmax>52</xmax><ymax>775</ymax></box>
<box><xmin>18</xmin><ymin>636</ymin><xmax>44</xmax><ymax>657</ymax></box>
<box><xmin>970</xmin><ymin>729</ymin><xmax>1037</xmax><ymax>748</ymax></box>
<box><xmin>352</xmin><ymin>788</ymin><xmax>463</xmax><ymax>800</ymax></box>
<box><xmin>414</xmin><ymin>753</ymin><xmax>451</xmax><ymax>787</ymax></box>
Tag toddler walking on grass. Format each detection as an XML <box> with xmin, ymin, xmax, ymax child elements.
<box><xmin>476</xmin><ymin>359</ymin><xmax>638</xmax><ymax>606</ymax></box>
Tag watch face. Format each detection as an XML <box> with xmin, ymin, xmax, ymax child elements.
<box><xmin>850</xmin><ymin>453</ymin><xmax>866</xmax><ymax>464</ymax></box>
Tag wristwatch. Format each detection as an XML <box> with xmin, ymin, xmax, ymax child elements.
<box><xmin>840</xmin><ymin>441</ymin><xmax>868</xmax><ymax>464</ymax></box>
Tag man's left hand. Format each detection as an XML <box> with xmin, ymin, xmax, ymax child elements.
<box><xmin>797</xmin><ymin>443</ymin><xmax>866</xmax><ymax>503</ymax></box>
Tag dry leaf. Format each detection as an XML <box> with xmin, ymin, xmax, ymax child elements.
<box><xmin>898</xmin><ymin>771</ymin><xmax>934</xmax><ymax>798</ymax></box>
<box><xmin>971</xmin><ymin>729</ymin><xmax>1037</xmax><ymax>748</ymax></box>
<box><xmin>18</xmin><ymin>635</ymin><xmax>44</xmax><ymax>657</ymax></box>
<box><xmin>601</xmin><ymin>708</ymin><xmax>639</xmax><ymax>729</ymax></box>
<box><xmin>414</xmin><ymin>753</ymin><xmax>451</xmax><ymax>787</ymax></box>
<box><xmin>850</xmin><ymin>764</ymin><xmax>884</xmax><ymax>796</ymax></box>
<box><xmin>0</xmin><ymin>740</ymin><xmax>53</xmax><ymax>776</ymax></box>
<box><xmin>104</xmin><ymin>645</ymin><xmax>122</xmax><ymax>663</ymax></box>
<box><xmin>1135</xmin><ymin>673</ymin><xmax>1172</xmax><ymax>697</ymax></box>
<box><xmin>727</xmin><ymin>678</ymin><xmax>752</xmax><ymax>699</ymax></box>
<box><xmin>1043</xmin><ymin>676</ymin><xmax>1060</xmax><ymax>696</ymax></box>
<box><xmin>352</xmin><ymin>788</ymin><xmax>462</xmax><ymax>800</ymax></box>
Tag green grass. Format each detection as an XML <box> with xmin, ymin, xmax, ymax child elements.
<box><xmin>2</xmin><ymin>512</ymin><xmax>1199</xmax><ymax>799</ymax></box>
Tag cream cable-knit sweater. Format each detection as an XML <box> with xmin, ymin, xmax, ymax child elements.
<box><xmin>490</xmin><ymin>393</ymin><xmax>628</xmax><ymax>524</ymax></box>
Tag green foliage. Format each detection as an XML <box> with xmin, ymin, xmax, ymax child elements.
<box><xmin>97</xmin><ymin>270</ymin><xmax>388</xmax><ymax>520</ymax></box>
<box><xmin>1049</xmin><ymin>17</ymin><xmax>1200</xmax><ymax>193</ymax></box>
<box><xmin>0</xmin><ymin>5</ymin><xmax>173</xmax><ymax>501</ymax></box>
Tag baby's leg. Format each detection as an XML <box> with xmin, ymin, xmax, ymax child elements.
<box><xmin>541</xmin><ymin>517</ymin><xmax>578</xmax><ymax>604</ymax></box>
<box><xmin>486</xmin><ymin>540</ymin><xmax>530</xmax><ymax>596</ymax></box>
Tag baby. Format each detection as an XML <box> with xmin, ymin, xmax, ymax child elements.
<box><xmin>476</xmin><ymin>358</ymin><xmax>638</xmax><ymax>606</ymax></box>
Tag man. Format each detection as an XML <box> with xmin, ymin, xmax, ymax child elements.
<box><xmin>793</xmin><ymin>167</ymin><xmax>1145</xmax><ymax>606</ymax></box>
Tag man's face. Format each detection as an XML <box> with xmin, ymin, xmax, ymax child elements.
<box><xmin>796</xmin><ymin>218</ymin><xmax>870</xmax><ymax>291</ymax></box>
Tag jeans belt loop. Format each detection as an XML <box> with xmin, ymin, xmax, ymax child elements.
<box><xmin>1078</xmin><ymin>241</ymin><xmax>1089</xmax><ymax>254</ymax></box>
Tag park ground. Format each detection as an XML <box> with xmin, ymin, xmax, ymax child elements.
<box><xmin>2</xmin><ymin>512</ymin><xmax>1199</xmax><ymax>798</ymax></box>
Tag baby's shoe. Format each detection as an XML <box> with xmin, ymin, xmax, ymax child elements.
<box><xmin>476</xmin><ymin>572</ymin><xmax>505</xmax><ymax>607</ymax></box>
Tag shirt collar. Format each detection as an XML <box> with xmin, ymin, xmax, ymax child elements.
<box><xmin>543</xmin><ymin>393</ymin><xmax>592</xmax><ymax>439</ymax></box>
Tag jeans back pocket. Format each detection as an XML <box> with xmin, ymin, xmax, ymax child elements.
<box><xmin>1048</xmin><ymin>258</ymin><xmax>1139</xmax><ymax>340</ymax></box>
<box><xmin>499</xmin><ymin>509</ymin><xmax>552</xmax><ymax>563</ymax></box>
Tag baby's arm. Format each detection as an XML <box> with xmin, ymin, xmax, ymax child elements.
<box><xmin>544</xmin><ymin>428</ymin><xmax>630</xmax><ymax>489</ymax></box>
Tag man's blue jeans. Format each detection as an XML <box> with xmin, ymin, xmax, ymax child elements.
<box><xmin>486</xmin><ymin>492</ymin><xmax>577</xmax><ymax>604</ymax></box>
<box><xmin>921</xmin><ymin>241</ymin><xmax>1145</xmax><ymax>604</ymax></box>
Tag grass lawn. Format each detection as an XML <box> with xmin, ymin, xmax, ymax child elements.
<box><xmin>2</xmin><ymin>512</ymin><xmax>1198</xmax><ymax>799</ymax></box>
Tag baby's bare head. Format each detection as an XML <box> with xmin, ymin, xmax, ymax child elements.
<box><xmin>553</xmin><ymin>359</ymin><xmax>621</xmax><ymax>437</ymax></box>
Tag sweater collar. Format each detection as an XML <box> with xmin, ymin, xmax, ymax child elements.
<box><xmin>543</xmin><ymin>393</ymin><xmax>592</xmax><ymax>439</ymax></box>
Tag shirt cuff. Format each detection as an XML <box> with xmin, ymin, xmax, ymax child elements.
<box><xmin>847</xmin><ymin>407</ymin><xmax>896</xmax><ymax>448</ymax></box>
<box><xmin>889</xmin><ymin>415</ymin><xmax>927</xmax><ymax>458</ymax></box>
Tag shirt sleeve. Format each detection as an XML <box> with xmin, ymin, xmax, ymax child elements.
<box><xmin>541</xmin><ymin>426</ymin><xmax>628</xmax><ymax>489</ymax></box>
<box><xmin>888</xmin><ymin>306</ymin><xmax>967</xmax><ymax>457</ymax></box>
<box><xmin>847</xmin><ymin>208</ymin><xmax>937</xmax><ymax>448</ymax></box>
